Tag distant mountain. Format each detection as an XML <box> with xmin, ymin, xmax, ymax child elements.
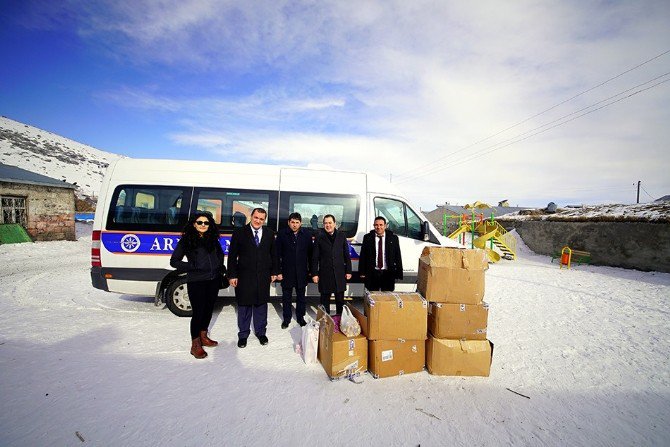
<box><xmin>0</xmin><ymin>116</ymin><xmax>123</xmax><ymax>202</ymax></box>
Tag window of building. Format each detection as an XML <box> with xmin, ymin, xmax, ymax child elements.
<box><xmin>1</xmin><ymin>196</ymin><xmax>27</xmax><ymax>226</ymax></box>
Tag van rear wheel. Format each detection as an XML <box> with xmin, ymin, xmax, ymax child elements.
<box><xmin>166</xmin><ymin>278</ymin><xmax>192</xmax><ymax>317</ymax></box>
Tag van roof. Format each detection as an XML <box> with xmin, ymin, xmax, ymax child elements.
<box><xmin>108</xmin><ymin>158</ymin><xmax>405</xmax><ymax>197</ymax></box>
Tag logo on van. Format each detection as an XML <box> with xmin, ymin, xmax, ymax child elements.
<box><xmin>120</xmin><ymin>234</ymin><xmax>141</xmax><ymax>253</ymax></box>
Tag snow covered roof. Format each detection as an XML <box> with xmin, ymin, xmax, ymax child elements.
<box><xmin>0</xmin><ymin>163</ymin><xmax>76</xmax><ymax>189</ymax></box>
<box><xmin>498</xmin><ymin>202</ymin><xmax>670</xmax><ymax>223</ymax></box>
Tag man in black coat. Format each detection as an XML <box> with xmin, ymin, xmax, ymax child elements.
<box><xmin>276</xmin><ymin>212</ymin><xmax>312</xmax><ymax>328</ymax></box>
<box><xmin>227</xmin><ymin>208</ymin><xmax>279</xmax><ymax>348</ymax></box>
<box><xmin>311</xmin><ymin>214</ymin><xmax>352</xmax><ymax>315</ymax></box>
<box><xmin>358</xmin><ymin>216</ymin><xmax>403</xmax><ymax>291</ymax></box>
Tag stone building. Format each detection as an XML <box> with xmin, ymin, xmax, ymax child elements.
<box><xmin>0</xmin><ymin>163</ymin><xmax>76</xmax><ymax>241</ymax></box>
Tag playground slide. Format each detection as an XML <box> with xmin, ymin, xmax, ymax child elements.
<box><xmin>447</xmin><ymin>224</ymin><xmax>470</xmax><ymax>240</ymax></box>
<box><xmin>473</xmin><ymin>229</ymin><xmax>501</xmax><ymax>263</ymax></box>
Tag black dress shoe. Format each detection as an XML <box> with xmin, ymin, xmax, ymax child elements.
<box><xmin>297</xmin><ymin>318</ymin><xmax>307</xmax><ymax>327</ymax></box>
<box><xmin>258</xmin><ymin>335</ymin><xmax>269</xmax><ymax>345</ymax></box>
<box><xmin>281</xmin><ymin>320</ymin><xmax>290</xmax><ymax>329</ymax></box>
<box><xmin>237</xmin><ymin>338</ymin><xmax>247</xmax><ymax>348</ymax></box>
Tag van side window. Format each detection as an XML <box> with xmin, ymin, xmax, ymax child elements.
<box><xmin>193</xmin><ymin>188</ymin><xmax>277</xmax><ymax>233</ymax></box>
<box><xmin>405</xmin><ymin>205</ymin><xmax>423</xmax><ymax>240</ymax></box>
<box><xmin>374</xmin><ymin>197</ymin><xmax>423</xmax><ymax>240</ymax></box>
<box><xmin>107</xmin><ymin>185</ymin><xmax>190</xmax><ymax>231</ymax></box>
<box><xmin>280</xmin><ymin>193</ymin><xmax>359</xmax><ymax>238</ymax></box>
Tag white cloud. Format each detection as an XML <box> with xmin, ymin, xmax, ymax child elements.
<box><xmin>52</xmin><ymin>0</ymin><xmax>670</xmax><ymax>207</ymax></box>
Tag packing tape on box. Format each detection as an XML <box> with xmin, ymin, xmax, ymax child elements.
<box><xmin>366</xmin><ymin>290</ymin><xmax>376</xmax><ymax>307</ymax></box>
<box><xmin>461</xmin><ymin>252</ymin><xmax>470</xmax><ymax>270</ymax></box>
<box><xmin>391</xmin><ymin>292</ymin><xmax>404</xmax><ymax>309</ymax></box>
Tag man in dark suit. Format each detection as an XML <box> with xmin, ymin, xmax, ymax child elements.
<box><xmin>358</xmin><ymin>216</ymin><xmax>403</xmax><ymax>291</ymax></box>
<box><xmin>275</xmin><ymin>212</ymin><xmax>312</xmax><ymax>328</ymax></box>
<box><xmin>311</xmin><ymin>214</ymin><xmax>352</xmax><ymax>315</ymax></box>
<box><xmin>227</xmin><ymin>208</ymin><xmax>278</xmax><ymax>348</ymax></box>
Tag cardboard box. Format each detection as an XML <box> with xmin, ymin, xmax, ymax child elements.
<box><xmin>417</xmin><ymin>247</ymin><xmax>488</xmax><ymax>304</ymax></box>
<box><xmin>316</xmin><ymin>307</ymin><xmax>367</xmax><ymax>380</ymax></box>
<box><xmin>428</xmin><ymin>302</ymin><xmax>489</xmax><ymax>340</ymax></box>
<box><xmin>351</xmin><ymin>293</ymin><xmax>427</xmax><ymax>341</ymax></box>
<box><xmin>426</xmin><ymin>336</ymin><xmax>493</xmax><ymax>377</ymax></box>
<box><xmin>368</xmin><ymin>339</ymin><xmax>425</xmax><ymax>378</ymax></box>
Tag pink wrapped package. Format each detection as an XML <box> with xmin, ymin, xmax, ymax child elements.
<box><xmin>331</xmin><ymin>315</ymin><xmax>341</xmax><ymax>333</ymax></box>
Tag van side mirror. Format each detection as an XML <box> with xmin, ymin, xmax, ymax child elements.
<box><xmin>422</xmin><ymin>221</ymin><xmax>430</xmax><ymax>241</ymax></box>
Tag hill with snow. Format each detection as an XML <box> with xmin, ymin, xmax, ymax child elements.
<box><xmin>0</xmin><ymin>116</ymin><xmax>123</xmax><ymax>201</ymax></box>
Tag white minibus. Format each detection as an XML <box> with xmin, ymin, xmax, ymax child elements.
<box><xmin>90</xmin><ymin>158</ymin><xmax>459</xmax><ymax>316</ymax></box>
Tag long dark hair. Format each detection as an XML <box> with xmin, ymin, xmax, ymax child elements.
<box><xmin>180</xmin><ymin>211</ymin><xmax>221</xmax><ymax>253</ymax></box>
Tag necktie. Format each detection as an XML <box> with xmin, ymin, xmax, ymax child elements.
<box><xmin>377</xmin><ymin>236</ymin><xmax>383</xmax><ymax>269</ymax></box>
<box><xmin>254</xmin><ymin>230</ymin><xmax>260</xmax><ymax>247</ymax></box>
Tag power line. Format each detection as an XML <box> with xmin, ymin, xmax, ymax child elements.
<box><xmin>393</xmin><ymin>49</ymin><xmax>670</xmax><ymax>182</ymax></box>
<box><xmin>640</xmin><ymin>184</ymin><xmax>656</xmax><ymax>200</ymax></box>
<box><xmin>397</xmin><ymin>72</ymin><xmax>669</xmax><ymax>183</ymax></box>
<box><xmin>396</xmin><ymin>76</ymin><xmax>670</xmax><ymax>184</ymax></box>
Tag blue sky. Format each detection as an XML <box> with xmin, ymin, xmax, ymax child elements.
<box><xmin>1</xmin><ymin>0</ymin><xmax>669</xmax><ymax>209</ymax></box>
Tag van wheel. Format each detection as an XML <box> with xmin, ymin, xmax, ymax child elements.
<box><xmin>166</xmin><ymin>278</ymin><xmax>192</xmax><ymax>317</ymax></box>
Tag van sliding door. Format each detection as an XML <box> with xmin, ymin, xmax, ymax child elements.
<box><xmin>191</xmin><ymin>187</ymin><xmax>278</xmax><ymax>234</ymax></box>
<box><xmin>278</xmin><ymin>192</ymin><xmax>360</xmax><ymax>238</ymax></box>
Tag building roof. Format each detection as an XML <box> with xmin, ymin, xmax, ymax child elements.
<box><xmin>0</xmin><ymin>163</ymin><xmax>77</xmax><ymax>190</ymax></box>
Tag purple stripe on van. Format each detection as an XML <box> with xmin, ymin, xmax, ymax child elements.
<box><xmin>100</xmin><ymin>232</ymin><xmax>360</xmax><ymax>259</ymax></box>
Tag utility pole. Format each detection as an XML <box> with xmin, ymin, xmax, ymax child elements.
<box><xmin>637</xmin><ymin>180</ymin><xmax>641</xmax><ymax>204</ymax></box>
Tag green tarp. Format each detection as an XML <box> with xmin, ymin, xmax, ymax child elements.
<box><xmin>0</xmin><ymin>224</ymin><xmax>33</xmax><ymax>244</ymax></box>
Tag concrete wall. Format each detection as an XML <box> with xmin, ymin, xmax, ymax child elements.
<box><xmin>498</xmin><ymin>220</ymin><xmax>670</xmax><ymax>273</ymax></box>
<box><xmin>1</xmin><ymin>181</ymin><xmax>75</xmax><ymax>241</ymax></box>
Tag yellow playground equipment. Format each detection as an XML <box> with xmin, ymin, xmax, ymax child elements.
<box><xmin>445</xmin><ymin>212</ymin><xmax>516</xmax><ymax>263</ymax></box>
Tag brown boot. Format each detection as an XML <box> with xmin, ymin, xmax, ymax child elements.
<box><xmin>200</xmin><ymin>331</ymin><xmax>218</xmax><ymax>347</ymax></box>
<box><xmin>190</xmin><ymin>337</ymin><xmax>207</xmax><ymax>359</ymax></box>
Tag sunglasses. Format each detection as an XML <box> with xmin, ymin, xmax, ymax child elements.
<box><xmin>195</xmin><ymin>220</ymin><xmax>210</xmax><ymax>226</ymax></box>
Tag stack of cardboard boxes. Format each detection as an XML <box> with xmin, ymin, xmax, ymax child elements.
<box><xmin>350</xmin><ymin>292</ymin><xmax>428</xmax><ymax>378</ymax></box>
<box><xmin>418</xmin><ymin>247</ymin><xmax>494</xmax><ymax>377</ymax></box>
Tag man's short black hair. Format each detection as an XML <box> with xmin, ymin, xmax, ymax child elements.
<box><xmin>288</xmin><ymin>212</ymin><xmax>302</xmax><ymax>222</ymax></box>
<box><xmin>323</xmin><ymin>214</ymin><xmax>336</xmax><ymax>223</ymax></box>
<box><xmin>251</xmin><ymin>207</ymin><xmax>267</xmax><ymax>217</ymax></box>
<box><xmin>374</xmin><ymin>216</ymin><xmax>387</xmax><ymax>224</ymax></box>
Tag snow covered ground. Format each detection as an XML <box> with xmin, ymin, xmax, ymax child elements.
<box><xmin>0</xmin><ymin>226</ymin><xmax>668</xmax><ymax>446</ymax></box>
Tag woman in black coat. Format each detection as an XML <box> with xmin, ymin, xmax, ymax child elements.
<box><xmin>311</xmin><ymin>214</ymin><xmax>352</xmax><ymax>315</ymax></box>
<box><xmin>170</xmin><ymin>211</ymin><xmax>224</xmax><ymax>359</ymax></box>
